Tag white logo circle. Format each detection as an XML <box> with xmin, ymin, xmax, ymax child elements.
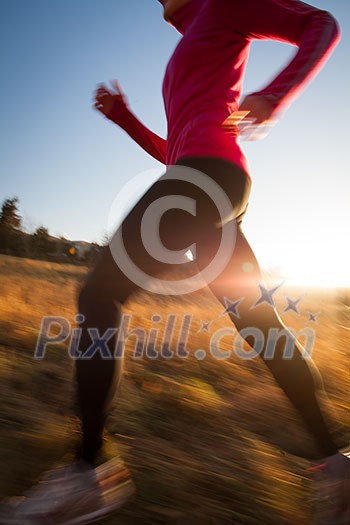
<box><xmin>108</xmin><ymin>164</ymin><xmax>238</xmax><ymax>295</ymax></box>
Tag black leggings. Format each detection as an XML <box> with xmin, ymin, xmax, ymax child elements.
<box><xmin>76</xmin><ymin>157</ymin><xmax>338</xmax><ymax>463</ymax></box>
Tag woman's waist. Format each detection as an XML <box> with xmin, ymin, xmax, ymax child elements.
<box><xmin>166</xmin><ymin>129</ymin><xmax>250</xmax><ymax>181</ymax></box>
<box><xmin>167</xmin><ymin>117</ymin><xmax>241</xmax><ymax>157</ymax></box>
<box><xmin>168</xmin><ymin>111</ymin><xmax>240</xmax><ymax>148</ymax></box>
<box><xmin>168</xmin><ymin>110</ymin><xmax>236</xmax><ymax>136</ymax></box>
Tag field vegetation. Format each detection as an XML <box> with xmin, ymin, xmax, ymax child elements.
<box><xmin>0</xmin><ymin>254</ymin><xmax>349</xmax><ymax>524</ymax></box>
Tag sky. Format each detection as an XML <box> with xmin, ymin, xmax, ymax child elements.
<box><xmin>1</xmin><ymin>0</ymin><xmax>349</xmax><ymax>287</ymax></box>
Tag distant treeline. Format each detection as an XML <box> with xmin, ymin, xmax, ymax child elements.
<box><xmin>0</xmin><ymin>197</ymin><xmax>101</xmax><ymax>265</ymax></box>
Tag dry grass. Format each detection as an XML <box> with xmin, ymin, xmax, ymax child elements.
<box><xmin>0</xmin><ymin>254</ymin><xmax>349</xmax><ymax>524</ymax></box>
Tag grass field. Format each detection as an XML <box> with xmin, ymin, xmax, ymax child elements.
<box><xmin>0</xmin><ymin>254</ymin><xmax>349</xmax><ymax>524</ymax></box>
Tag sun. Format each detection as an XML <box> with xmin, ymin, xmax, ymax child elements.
<box><xmin>255</xmin><ymin>242</ymin><xmax>349</xmax><ymax>289</ymax></box>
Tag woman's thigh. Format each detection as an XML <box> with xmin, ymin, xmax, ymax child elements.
<box><xmin>202</xmin><ymin>224</ymin><xmax>263</xmax><ymax>310</ymax></box>
<box><xmin>83</xmin><ymin>159</ymin><xmax>251</xmax><ymax>303</ymax></box>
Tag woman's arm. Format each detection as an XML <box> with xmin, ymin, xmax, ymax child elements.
<box><xmin>109</xmin><ymin>105</ymin><xmax>167</xmax><ymax>165</ymax></box>
<box><xmin>94</xmin><ymin>82</ymin><xmax>167</xmax><ymax>165</ymax></box>
<box><xmin>232</xmin><ymin>0</ymin><xmax>340</xmax><ymax>116</ymax></box>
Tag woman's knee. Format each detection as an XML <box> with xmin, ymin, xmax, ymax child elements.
<box><xmin>77</xmin><ymin>273</ymin><xmax>119</xmax><ymax>318</ymax></box>
<box><xmin>77</xmin><ymin>248</ymin><xmax>135</xmax><ymax>314</ymax></box>
<box><xmin>262</xmin><ymin>347</ymin><xmax>324</xmax><ymax>397</ymax></box>
<box><xmin>78</xmin><ymin>278</ymin><xmax>97</xmax><ymax>314</ymax></box>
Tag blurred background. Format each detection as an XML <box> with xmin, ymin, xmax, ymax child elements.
<box><xmin>0</xmin><ymin>2</ymin><xmax>349</xmax><ymax>524</ymax></box>
<box><xmin>1</xmin><ymin>0</ymin><xmax>349</xmax><ymax>287</ymax></box>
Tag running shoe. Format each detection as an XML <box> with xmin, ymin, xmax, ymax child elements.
<box><xmin>1</xmin><ymin>456</ymin><xmax>135</xmax><ymax>524</ymax></box>
<box><xmin>309</xmin><ymin>451</ymin><xmax>350</xmax><ymax>525</ymax></box>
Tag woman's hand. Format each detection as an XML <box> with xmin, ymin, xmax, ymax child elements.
<box><xmin>228</xmin><ymin>94</ymin><xmax>277</xmax><ymax>140</ymax></box>
<box><xmin>238</xmin><ymin>94</ymin><xmax>275</xmax><ymax>124</ymax></box>
<box><xmin>93</xmin><ymin>79</ymin><xmax>129</xmax><ymax>120</ymax></box>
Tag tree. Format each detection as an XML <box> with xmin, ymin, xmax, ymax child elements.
<box><xmin>0</xmin><ymin>197</ymin><xmax>25</xmax><ymax>254</ymax></box>
<box><xmin>31</xmin><ymin>226</ymin><xmax>52</xmax><ymax>256</ymax></box>
<box><xmin>0</xmin><ymin>197</ymin><xmax>21</xmax><ymax>230</ymax></box>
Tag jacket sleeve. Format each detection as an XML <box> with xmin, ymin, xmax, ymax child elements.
<box><xmin>231</xmin><ymin>0</ymin><xmax>340</xmax><ymax>113</ymax></box>
<box><xmin>107</xmin><ymin>103</ymin><xmax>167</xmax><ymax>165</ymax></box>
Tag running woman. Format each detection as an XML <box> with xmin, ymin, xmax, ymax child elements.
<box><xmin>6</xmin><ymin>1</ymin><xmax>349</xmax><ymax>524</ymax></box>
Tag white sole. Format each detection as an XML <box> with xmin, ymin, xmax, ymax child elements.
<box><xmin>63</xmin><ymin>489</ymin><xmax>135</xmax><ymax>525</ymax></box>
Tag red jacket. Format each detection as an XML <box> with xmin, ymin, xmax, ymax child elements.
<box><xmin>109</xmin><ymin>0</ymin><xmax>340</xmax><ymax>177</ymax></box>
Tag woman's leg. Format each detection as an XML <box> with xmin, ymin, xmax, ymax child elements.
<box><xmin>76</xmin><ymin>250</ymin><xmax>134</xmax><ymax>464</ymax></box>
<box><xmin>204</xmin><ymin>224</ymin><xmax>339</xmax><ymax>458</ymax></box>
<box><xmin>75</xmin><ymin>161</ymin><xmax>237</xmax><ymax>464</ymax></box>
